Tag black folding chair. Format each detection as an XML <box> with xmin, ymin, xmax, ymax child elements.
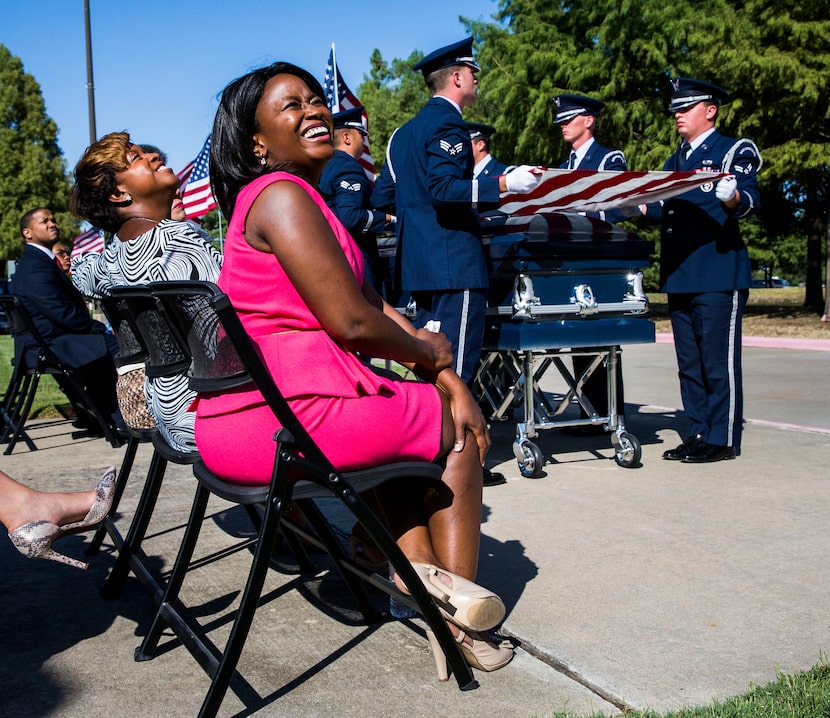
<box><xmin>133</xmin><ymin>280</ymin><xmax>476</xmax><ymax>718</ymax></box>
<box><xmin>84</xmin><ymin>291</ymin><xmax>161</xmax><ymax>576</ymax></box>
<box><xmin>0</xmin><ymin>294</ymin><xmax>38</xmax><ymax>453</ymax></box>
<box><xmin>93</xmin><ymin>285</ymin><xmax>201</xmax><ymax>601</ymax></box>
<box><xmin>0</xmin><ymin>293</ymin><xmax>122</xmax><ymax>452</ymax></box>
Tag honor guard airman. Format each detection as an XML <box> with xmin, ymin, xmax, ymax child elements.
<box><xmin>372</xmin><ymin>37</ymin><xmax>541</xmax><ymax>386</ymax></box>
<box><xmin>466</xmin><ymin>122</ymin><xmax>510</xmax><ymax>179</ymax></box>
<box><xmin>552</xmin><ymin>93</ymin><xmax>628</xmax><ymax>424</ymax></box>
<box><xmin>644</xmin><ymin>78</ymin><xmax>762</xmax><ymax>463</ymax></box>
<box><xmin>318</xmin><ymin>106</ymin><xmax>393</xmax><ymax>290</ymax></box>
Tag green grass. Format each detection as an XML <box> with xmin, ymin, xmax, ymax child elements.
<box><xmin>0</xmin><ymin>335</ymin><xmax>75</xmax><ymax>419</ymax></box>
<box><xmin>545</xmin><ymin>658</ymin><xmax>830</xmax><ymax>717</ymax></box>
<box><xmin>647</xmin><ymin>288</ymin><xmax>830</xmax><ymax>340</ymax></box>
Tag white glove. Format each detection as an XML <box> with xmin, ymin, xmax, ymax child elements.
<box><xmin>504</xmin><ymin>165</ymin><xmax>543</xmax><ymax>194</ymax></box>
<box><xmin>715</xmin><ymin>176</ymin><xmax>738</xmax><ymax>203</ymax></box>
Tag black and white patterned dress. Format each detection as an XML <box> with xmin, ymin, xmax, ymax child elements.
<box><xmin>72</xmin><ymin>220</ymin><xmax>222</xmax><ymax>452</ymax></box>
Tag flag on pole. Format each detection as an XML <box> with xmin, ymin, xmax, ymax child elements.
<box><xmin>323</xmin><ymin>44</ymin><xmax>376</xmax><ymax>182</ymax></box>
<box><xmin>179</xmin><ymin>136</ymin><xmax>217</xmax><ymax>219</ymax></box>
<box><xmin>70</xmin><ymin>227</ymin><xmax>104</xmax><ymax>260</ymax></box>
<box><xmin>498</xmin><ymin>168</ymin><xmax>728</xmax><ymax>216</ymax></box>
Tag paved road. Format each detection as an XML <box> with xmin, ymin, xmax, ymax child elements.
<box><xmin>0</xmin><ymin>337</ymin><xmax>827</xmax><ymax>717</ymax></box>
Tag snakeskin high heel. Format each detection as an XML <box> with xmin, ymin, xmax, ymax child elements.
<box><xmin>7</xmin><ymin>467</ymin><xmax>117</xmax><ymax>570</ymax></box>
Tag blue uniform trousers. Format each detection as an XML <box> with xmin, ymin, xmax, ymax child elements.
<box><xmin>412</xmin><ymin>289</ymin><xmax>486</xmax><ymax>387</ymax></box>
<box><xmin>668</xmin><ymin>290</ymin><xmax>747</xmax><ymax>451</ymax></box>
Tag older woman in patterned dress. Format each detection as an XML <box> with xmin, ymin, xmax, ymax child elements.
<box><xmin>69</xmin><ymin>132</ymin><xmax>223</xmax><ymax>453</ymax></box>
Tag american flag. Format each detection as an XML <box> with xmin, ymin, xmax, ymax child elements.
<box><xmin>179</xmin><ymin>136</ymin><xmax>217</xmax><ymax>219</ymax></box>
<box><xmin>70</xmin><ymin>226</ymin><xmax>104</xmax><ymax>260</ymax></box>
<box><xmin>499</xmin><ymin>168</ymin><xmax>728</xmax><ymax>216</ymax></box>
<box><xmin>323</xmin><ymin>44</ymin><xmax>376</xmax><ymax>182</ymax></box>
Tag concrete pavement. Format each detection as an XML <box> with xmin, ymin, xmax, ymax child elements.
<box><xmin>1</xmin><ymin>337</ymin><xmax>828</xmax><ymax>717</ymax></box>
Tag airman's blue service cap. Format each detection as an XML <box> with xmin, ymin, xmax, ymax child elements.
<box><xmin>332</xmin><ymin>106</ymin><xmax>366</xmax><ymax>133</ymax></box>
<box><xmin>551</xmin><ymin>94</ymin><xmax>605</xmax><ymax>124</ymax></box>
<box><xmin>413</xmin><ymin>37</ymin><xmax>480</xmax><ymax>76</ymax></box>
<box><xmin>668</xmin><ymin>78</ymin><xmax>729</xmax><ymax>112</ymax></box>
<box><xmin>466</xmin><ymin>122</ymin><xmax>496</xmax><ymax>140</ymax></box>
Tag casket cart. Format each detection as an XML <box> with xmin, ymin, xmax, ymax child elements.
<box><xmin>473</xmin><ymin>211</ymin><xmax>655</xmax><ymax>477</ymax></box>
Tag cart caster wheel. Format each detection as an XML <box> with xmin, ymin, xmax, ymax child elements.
<box><xmin>614</xmin><ymin>431</ymin><xmax>642</xmax><ymax>468</ymax></box>
<box><xmin>514</xmin><ymin>440</ymin><xmax>544</xmax><ymax>478</ymax></box>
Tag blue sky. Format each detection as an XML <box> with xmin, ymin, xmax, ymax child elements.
<box><xmin>2</xmin><ymin>0</ymin><xmax>500</xmax><ymax>175</ymax></box>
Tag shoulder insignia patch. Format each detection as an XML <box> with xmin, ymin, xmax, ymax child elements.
<box><xmin>339</xmin><ymin>180</ymin><xmax>362</xmax><ymax>191</ymax></box>
<box><xmin>439</xmin><ymin>139</ymin><xmax>464</xmax><ymax>156</ymax></box>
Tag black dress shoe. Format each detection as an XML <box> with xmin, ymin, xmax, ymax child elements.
<box><xmin>682</xmin><ymin>442</ymin><xmax>736</xmax><ymax>463</ymax></box>
<box><xmin>483</xmin><ymin>468</ymin><xmax>507</xmax><ymax>487</ymax></box>
<box><xmin>662</xmin><ymin>434</ymin><xmax>703</xmax><ymax>461</ymax></box>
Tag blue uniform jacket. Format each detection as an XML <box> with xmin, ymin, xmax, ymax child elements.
<box><xmin>10</xmin><ymin>243</ymin><xmax>111</xmax><ymax>370</ymax></box>
<box><xmin>560</xmin><ymin>141</ymin><xmax>627</xmax><ymax>223</ymax></box>
<box><xmin>371</xmin><ymin>97</ymin><xmax>501</xmax><ymax>291</ymax></box>
<box><xmin>318</xmin><ymin>150</ymin><xmax>389</xmax><ymax>258</ymax></box>
<box><xmin>475</xmin><ymin>156</ymin><xmax>509</xmax><ymax>179</ymax></box>
<box><xmin>644</xmin><ymin>129</ymin><xmax>761</xmax><ymax>293</ymax></box>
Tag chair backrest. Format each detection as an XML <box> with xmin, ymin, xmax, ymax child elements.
<box><xmin>98</xmin><ymin>291</ymin><xmax>148</xmax><ymax>368</ymax></box>
<box><xmin>0</xmin><ymin>295</ymin><xmax>28</xmax><ymax>338</ymax></box>
<box><xmin>0</xmin><ymin>293</ymin><xmax>68</xmax><ymax>370</ymax></box>
<box><xmin>106</xmin><ymin>285</ymin><xmax>191</xmax><ymax>379</ymax></box>
<box><xmin>148</xmin><ymin>280</ymin><xmax>330</xmax><ymax>469</ymax></box>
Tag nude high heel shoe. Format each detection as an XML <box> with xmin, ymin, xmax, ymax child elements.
<box><xmin>409</xmin><ymin>563</ymin><xmax>506</xmax><ymax>632</ymax></box>
<box><xmin>425</xmin><ymin>626</ymin><xmax>514</xmax><ymax>681</ymax></box>
<box><xmin>7</xmin><ymin>467</ymin><xmax>117</xmax><ymax>570</ymax></box>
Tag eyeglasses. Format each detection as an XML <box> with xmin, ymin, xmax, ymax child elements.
<box><xmin>54</xmin><ymin>250</ymin><xmax>70</xmax><ymax>257</ymax></box>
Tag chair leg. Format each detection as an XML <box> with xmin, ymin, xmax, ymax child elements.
<box><xmin>135</xmin><ymin>482</ymin><xmax>211</xmax><ymax>661</ymax></box>
<box><xmin>197</xmin><ymin>490</ymin><xmax>289</xmax><ymax>718</ymax></box>
<box><xmin>299</xmin><ymin>498</ymin><xmax>382</xmax><ymax>622</ymax></box>
<box><xmin>53</xmin><ymin>371</ymin><xmax>123</xmax><ymax>449</ymax></box>
<box><xmin>87</xmin><ymin>434</ymin><xmax>141</xmax><ymax>556</ymax></box>
<box><xmin>100</xmin><ymin>450</ymin><xmax>168</xmax><ymax>599</ymax></box>
<box><xmin>0</xmin><ymin>369</ymin><xmax>23</xmax><ymax>444</ymax></box>
<box><xmin>4</xmin><ymin>372</ymin><xmax>40</xmax><ymax>455</ymax></box>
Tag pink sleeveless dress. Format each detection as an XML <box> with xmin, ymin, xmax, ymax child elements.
<box><xmin>194</xmin><ymin>172</ymin><xmax>442</xmax><ymax>485</ymax></box>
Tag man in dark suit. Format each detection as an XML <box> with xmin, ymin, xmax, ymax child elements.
<box><xmin>11</xmin><ymin>207</ymin><xmax>120</xmax><ymax>433</ymax></box>
<box><xmin>467</xmin><ymin>122</ymin><xmax>509</xmax><ymax>180</ymax></box>
<box><xmin>644</xmin><ymin>79</ymin><xmax>762</xmax><ymax>463</ymax></box>
<box><xmin>318</xmin><ymin>106</ymin><xmax>394</xmax><ymax>292</ymax></box>
<box><xmin>552</xmin><ymin>94</ymin><xmax>628</xmax><ymax>428</ymax></box>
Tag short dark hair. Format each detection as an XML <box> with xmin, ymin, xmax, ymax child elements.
<box><xmin>19</xmin><ymin>207</ymin><xmax>49</xmax><ymax>237</ymax></box>
<box><xmin>424</xmin><ymin>65</ymin><xmax>457</xmax><ymax>94</ymax></box>
<box><xmin>210</xmin><ymin>61</ymin><xmax>326</xmax><ymax>218</ymax></box>
<box><xmin>70</xmin><ymin>131</ymin><xmax>132</xmax><ymax>233</ymax></box>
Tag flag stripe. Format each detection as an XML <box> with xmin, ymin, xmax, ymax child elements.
<box><xmin>71</xmin><ymin>227</ymin><xmax>104</xmax><ymax>259</ymax></box>
<box><xmin>499</xmin><ymin>169</ymin><xmax>728</xmax><ymax>215</ymax></box>
<box><xmin>179</xmin><ymin>137</ymin><xmax>217</xmax><ymax>220</ymax></box>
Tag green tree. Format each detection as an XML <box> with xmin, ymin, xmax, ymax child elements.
<box><xmin>357</xmin><ymin>49</ymin><xmax>429</xmax><ymax>165</ymax></box>
<box><xmin>0</xmin><ymin>45</ymin><xmax>76</xmax><ymax>265</ymax></box>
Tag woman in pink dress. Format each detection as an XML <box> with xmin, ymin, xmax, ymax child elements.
<box><xmin>198</xmin><ymin>62</ymin><xmax>513</xmax><ymax>675</ymax></box>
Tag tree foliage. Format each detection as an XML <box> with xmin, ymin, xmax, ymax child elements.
<box><xmin>0</xmin><ymin>45</ymin><xmax>76</xmax><ymax>263</ymax></box>
<box><xmin>358</xmin><ymin>1</ymin><xmax>830</xmax><ymax>303</ymax></box>
<box><xmin>358</xmin><ymin>49</ymin><xmax>430</xmax><ymax>164</ymax></box>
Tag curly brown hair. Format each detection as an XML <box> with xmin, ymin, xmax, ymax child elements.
<box><xmin>70</xmin><ymin>131</ymin><xmax>132</xmax><ymax>233</ymax></box>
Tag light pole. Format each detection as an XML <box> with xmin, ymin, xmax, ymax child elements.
<box><xmin>84</xmin><ymin>0</ymin><xmax>97</xmax><ymax>144</ymax></box>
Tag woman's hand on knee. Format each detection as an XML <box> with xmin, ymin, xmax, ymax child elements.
<box><xmin>437</xmin><ymin>371</ymin><xmax>490</xmax><ymax>464</ymax></box>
